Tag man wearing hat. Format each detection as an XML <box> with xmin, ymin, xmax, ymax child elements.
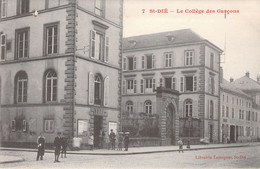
<box><xmin>109</xmin><ymin>129</ymin><xmax>116</xmax><ymax>150</ymax></box>
<box><xmin>54</xmin><ymin>132</ymin><xmax>62</xmax><ymax>162</ymax></box>
<box><xmin>124</xmin><ymin>132</ymin><xmax>130</xmax><ymax>151</ymax></box>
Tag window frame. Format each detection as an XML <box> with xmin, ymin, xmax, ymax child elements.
<box><xmin>45</xmin><ymin>70</ymin><xmax>58</xmax><ymax>102</ymax></box>
<box><xmin>1</xmin><ymin>34</ymin><xmax>6</xmax><ymax>61</ymax></box>
<box><xmin>126</xmin><ymin>101</ymin><xmax>133</xmax><ymax>114</ymax></box>
<box><xmin>94</xmin><ymin>0</ymin><xmax>105</xmax><ymax>17</ymax></box>
<box><xmin>144</xmin><ymin>100</ymin><xmax>152</xmax><ymax>116</ymax></box>
<box><xmin>1</xmin><ymin>0</ymin><xmax>7</xmax><ymax>18</ymax></box>
<box><xmin>94</xmin><ymin>74</ymin><xmax>102</xmax><ymax>105</ymax></box>
<box><xmin>184</xmin><ymin>99</ymin><xmax>193</xmax><ymax>117</ymax></box>
<box><xmin>17</xmin><ymin>0</ymin><xmax>30</xmax><ymax>15</ymax></box>
<box><xmin>15</xmin><ymin>71</ymin><xmax>28</xmax><ymax>104</ymax></box>
<box><xmin>184</xmin><ymin>50</ymin><xmax>194</xmax><ymax>66</ymax></box>
<box><xmin>44</xmin><ymin>119</ymin><xmax>54</xmax><ymax>133</ymax></box>
<box><xmin>15</xmin><ymin>27</ymin><xmax>30</xmax><ymax>59</ymax></box>
<box><xmin>43</xmin><ymin>22</ymin><xmax>59</xmax><ymax>56</ymax></box>
<box><xmin>164</xmin><ymin>52</ymin><xmax>173</xmax><ymax>68</ymax></box>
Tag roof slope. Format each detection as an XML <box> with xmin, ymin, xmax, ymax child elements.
<box><xmin>232</xmin><ymin>75</ymin><xmax>260</xmax><ymax>92</ymax></box>
<box><xmin>221</xmin><ymin>79</ymin><xmax>251</xmax><ymax>98</ymax></box>
<box><xmin>123</xmin><ymin>29</ymin><xmax>221</xmax><ymax>51</ymax></box>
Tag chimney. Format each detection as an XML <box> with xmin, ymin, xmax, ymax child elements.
<box><xmin>246</xmin><ymin>72</ymin><xmax>250</xmax><ymax>78</ymax></box>
<box><xmin>257</xmin><ymin>75</ymin><xmax>260</xmax><ymax>84</ymax></box>
<box><xmin>230</xmin><ymin>78</ymin><xmax>234</xmax><ymax>82</ymax></box>
<box><xmin>220</xmin><ymin>67</ymin><xmax>223</xmax><ymax>83</ymax></box>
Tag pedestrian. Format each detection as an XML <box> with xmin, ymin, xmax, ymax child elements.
<box><xmin>177</xmin><ymin>138</ymin><xmax>184</xmax><ymax>153</ymax></box>
<box><xmin>88</xmin><ymin>133</ymin><xmax>94</xmax><ymax>150</ymax></box>
<box><xmin>54</xmin><ymin>132</ymin><xmax>62</xmax><ymax>162</ymax></box>
<box><xmin>124</xmin><ymin>132</ymin><xmax>130</xmax><ymax>151</ymax></box>
<box><xmin>118</xmin><ymin>132</ymin><xmax>123</xmax><ymax>151</ymax></box>
<box><xmin>61</xmin><ymin>136</ymin><xmax>68</xmax><ymax>158</ymax></box>
<box><xmin>109</xmin><ymin>129</ymin><xmax>116</xmax><ymax>150</ymax></box>
<box><xmin>36</xmin><ymin>132</ymin><xmax>45</xmax><ymax>161</ymax></box>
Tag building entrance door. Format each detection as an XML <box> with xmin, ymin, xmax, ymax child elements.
<box><xmin>209</xmin><ymin>125</ymin><xmax>213</xmax><ymax>143</ymax></box>
<box><xmin>166</xmin><ymin>104</ymin><xmax>175</xmax><ymax>145</ymax></box>
<box><xmin>94</xmin><ymin>116</ymin><xmax>103</xmax><ymax>148</ymax></box>
<box><xmin>230</xmin><ymin>125</ymin><xmax>235</xmax><ymax>143</ymax></box>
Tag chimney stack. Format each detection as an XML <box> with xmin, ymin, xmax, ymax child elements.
<box><xmin>230</xmin><ymin>78</ymin><xmax>234</xmax><ymax>82</ymax></box>
<box><xmin>246</xmin><ymin>72</ymin><xmax>250</xmax><ymax>78</ymax></box>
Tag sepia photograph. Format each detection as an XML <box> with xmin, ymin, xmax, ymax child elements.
<box><xmin>0</xmin><ymin>0</ymin><xmax>260</xmax><ymax>168</ymax></box>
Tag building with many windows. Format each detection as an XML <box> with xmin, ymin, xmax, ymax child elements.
<box><xmin>0</xmin><ymin>0</ymin><xmax>123</xmax><ymax>148</ymax></box>
<box><xmin>121</xmin><ymin>29</ymin><xmax>223</xmax><ymax>145</ymax></box>
<box><xmin>220</xmin><ymin>72</ymin><xmax>260</xmax><ymax>143</ymax></box>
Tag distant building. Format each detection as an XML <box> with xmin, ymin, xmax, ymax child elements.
<box><xmin>122</xmin><ymin>29</ymin><xmax>223</xmax><ymax>145</ymax></box>
<box><xmin>0</xmin><ymin>0</ymin><xmax>123</xmax><ymax>148</ymax></box>
<box><xmin>220</xmin><ymin>72</ymin><xmax>260</xmax><ymax>143</ymax></box>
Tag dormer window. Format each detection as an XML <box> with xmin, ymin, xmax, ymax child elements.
<box><xmin>166</xmin><ymin>35</ymin><xmax>175</xmax><ymax>41</ymax></box>
<box><xmin>128</xmin><ymin>40</ymin><xmax>137</xmax><ymax>48</ymax></box>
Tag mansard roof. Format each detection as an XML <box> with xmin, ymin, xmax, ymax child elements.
<box><xmin>123</xmin><ymin>29</ymin><xmax>222</xmax><ymax>52</ymax></box>
<box><xmin>232</xmin><ymin>75</ymin><xmax>260</xmax><ymax>92</ymax></box>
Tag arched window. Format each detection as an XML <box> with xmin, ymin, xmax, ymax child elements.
<box><xmin>94</xmin><ymin>74</ymin><xmax>102</xmax><ymax>105</ymax></box>
<box><xmin>45</xmin><ymin>70</ymin><xmax>57</xmax><ymax>102</ymax></box>
<box><xmin>144</xmin><ymin>100</ymin><xmax>152</xmax><ymax>116</ymax></box>
<box><xmin>15</xmin><ymin>71</ymin><xmax>28</xmax><ymax>103</ymax></box>
<box><xmin>184</xmin><ymin>99</ymin><xmax>192</xmax><ymax>117</ymax></box>
<box><xmin>126</xmin><ymin>101</ymin><xmax>133</xmax><ymax>113</ymax></box>
<box><xmin>210</xmin><ymin>100</ymin><xmax>214</xmax><ymax>119</ymax></box>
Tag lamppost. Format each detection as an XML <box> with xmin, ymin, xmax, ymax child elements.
<box><xmin>187</xmin><ymin>116</ymin><xmax>192</xmax><ymax>148</ymax></box>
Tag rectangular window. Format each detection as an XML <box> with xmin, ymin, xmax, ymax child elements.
<box><xmin>105</xmin><ymin>37</ymin><xmax>109</xmax><ymax>62</ymax></box>
<box><xmin>45</xmin><ymin>24</ymin><xmax>58</xmax><ymax>55</ymax></box>
<box><xmin>172</xmin><ymin>77</ymin><xmax>176</xmax><ymax>90</ymax></box>
<box><xmin>145</xmin><ymin>79</ymin><xmax>152</xmax><ymax>89</ymax></box>
<box><xmin>128</xmin><ymin>57</ymin><xmax>134</xmax><ymax>70</ymax></box>
<box><xmin>1</xmin><ymin>34</ymin><xmax>6</xmax><ymax>60</ymax></box>
<box><xmin>165</xmin><ymin>77</ymin><xmax>171</xmax><ymax>89</ymax></box>
<box><xmin>185</xmin><ymin>76</ymin><xmax>193</xmax><ymax>92</ymax></box>
<box><xmin>127</xmin><ymin>80</ymin><xmax>133</xmax><ymax>90</ymax></box>
<box><xmin>222</xmin><ymin>105</ymin><xmax>225</xmax><ymax>117</ymax></box>
<box><xmin>133</xmin><ymin>56</ymin><xmax>136</xmax><ymax>70</ymax></box>
<box><xmin>11</xmin><ymin>120</ymin><xmax>16</xmax><ymax>131</ymax></box>
<box><xmin>210</xmin><ymin>53</ymin><xmax>214</xmax><ymax>69</ymax></box>
<box><xmin>95</xmin><ymin>0</ymin><xmax>104</xmax><ymax>16</ymax></box>
<box><xmin>141</xmin><ymin>56</ymin><xmax>145</xmax><ymax>69</ymax></box>
<box><xmin>226</xmin><ymin>107</ymin><xmax>229</xmax><ymax>117</ymax></box>
<box><xmin>133</xmin><ymin>80</ymin><xmax>137</xmax><ymax>93</ymax></box>
<box><xmin>165</xmin><ymin>53</ymin><xmax>172</xmax><ymax>67</ymax></box>
<box><xmin>140</xmin><ymin>79</ymin><xmax>144</xmax><ymax>94</ymax></box>
<box><xmin>17</xmin><ymin>77</ymin><xmax>28</xmax><ymax>103</ymax></box>
<box><xmin>18</xmin><ymin>0</ymin><xmax>29</xmax><ymax>14</ymax></box>
<box><xmin>184</xmin><ymin>50</ymin><xmax>194</xmax><ymax>66</ymax></box>
<box><xmin>146</xmin><ymin>54</ymin><xmax>152</xmax><ymax>69</ymax></box>
<box><xmin>44</xmin><ymin>120</ymin><xmax>54</xmax><ymax>132</ymax></box>
<box><xmin>16</xmin><ymin>28</ymin><xmax>29</xmax><ymax>59</ymax></box>
<box><xmin>232</xmin><ymin>108</ymin><xmax>234</xmax><ymax>118</ymax></box>
<box><xmin>1</xmin><ymin>0</ymin><xmax>7</xmax><ymax>18</ymax></box>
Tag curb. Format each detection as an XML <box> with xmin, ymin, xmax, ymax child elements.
<box><xmin>1</xmin><ymin>143</ymin><xmax>259</xmax><ymax>156</ymax></box>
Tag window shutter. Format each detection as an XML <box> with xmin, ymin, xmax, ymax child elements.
<box><xmin>105</xmin><ymin>36</ymin><xmax>109</xmax><ymax>62</ymax></box>
<box><xmin>11</xmin><ymin>120</ymin><xmax>16</xmax><ymax>131</ymax></box>
<box><xmin>172</xmin><ymin>77</ymin><xmax>176</xmax><ymax>90</ymax></box>
<box><xmin>22</xmin><ymin>120</ymin><xmax>26</xmax><ymax>132</ymax></box>
<box><xmin>133</xmin><ymin>56</ymin><xmax>137</xmax><ymax>70</ymax></box>
<box><xmin>122</xmin><ymin>80</ymin><xmax>126</xmax><ymax>94</ymax></box>
<box><xmin>152</xmin><ymin>55</ymin><xmax>155</xmax><ymax>68</ymax></box>
<box><xmin>88</xmin><ymin>72</ymin><xmax>94</xmax><ymax>105</ymax></box>
<box><xmin>208</xmin><ymin>77</ymin><xmax>211</xmax><ymax>93</ymax></box>
<box><xmin>90</xmin><ymin>30</ymin><xmax>96</xmax><ymax>58</ymax></box>
<box><xmin>193</xmin><ymin>76</ymin><xmax>197</xmax><ymax>92</ymax></box>
<box><xmin>123</xmin><ymin>57</ymin><xmax>126</xmax><ymax>70</ymax></box>
<box><xmin>152</xmin><ymin>79</ymin><xmax>156</xmax><ymax>92</ymax></box>
<box><xmin>104</xmin><ymin>76</ymin><xmax>109</xmax><ymax>106</ymax></box>
<box><xmin>1</xmin><ymin>34</ymin><xmax>6</xmax><ymax>60</ymax></box>
<box><xmin>133</xmin><ymin>80</ymin><xmax>137</xmax><ymax>93</ymax></box>
<box><xmin>180</xmin><ymin>77</ymin><xmax>184</xmax><ymax>92</ymax></box>
<box><xmin>171</xmin><ymin>53</ymin><xmax>174</xmax><ymax>67</ymax></box>
<box><xmin>142</xmin><ymin>56</ymin><xmax>145</xmax><ymax>69</ymax></box>
<box><xmin>140</xmin><ymin>79</ymin><xmax>144</xmax><ymax>94</ymax></box>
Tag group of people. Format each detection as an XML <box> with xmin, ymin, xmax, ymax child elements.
<box><xmin>109</xmin><ymin>129</ymin><xmax>129</xmax><ymax>151</ymax></box>
<box><xmin>36</xmin><ymin>132</ymin><xmax>68</xmax><ymax>162</ymax></box>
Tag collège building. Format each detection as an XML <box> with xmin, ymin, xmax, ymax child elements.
<box><xmin>122</xmin><ymin>29</ymin><xmax>223</xmax><ymax>145</ymax></box>
<box><xmin>0</xmin><ymin>0</ymin><xmax>123</xmax><ymax>148</ymax></box>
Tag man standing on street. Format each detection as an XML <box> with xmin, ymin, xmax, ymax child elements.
<box><xmin>124</xmin><ymin>132</ymin><xmax>130</xmax><ymax>151</ymax></box>
<box><xmin>36</xmin><ymin>132</ymin><xmax>45</xmax><ymax>161</ymax></box>
<box><xmin>177</xmin><ymin>138</ymin><xmax>184</xmax><ymax>153</ymax></box>
<box><xmin>109</xmin><ymin>129</ymin><xmax>116</xmax><ymax>150</ymax></box>
<box><xmin>54</xmin><ymin>132</ymin><xmax>62</xmax><ymax>162</ymax></box>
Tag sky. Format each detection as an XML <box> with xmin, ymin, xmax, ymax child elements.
<box><xmin>123</xmin><ymin>0</ymin><xmax>260</xmax><ymax>81</ymax></box>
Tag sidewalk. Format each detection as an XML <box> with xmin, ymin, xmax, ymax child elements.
<box><xmin>1</xmin><ymin>142</ymin><xmax>260</xmax><ymax>156</ymax></box>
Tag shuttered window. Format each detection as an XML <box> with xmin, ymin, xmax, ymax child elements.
<box><xmin>88</xmin><ymin>72</ymin><xmax>94</xmax><ymax>105</ymax></box>
<box><xmin>104</xmin><ymin>76</ymin><xmax>109</xmax><ymax>106</ymax></box>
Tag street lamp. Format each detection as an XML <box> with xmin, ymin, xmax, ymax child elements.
<box><xmin>187</xmin><ymin>116</ymin><xmax>192</xmax><ymax>148</ymax></box>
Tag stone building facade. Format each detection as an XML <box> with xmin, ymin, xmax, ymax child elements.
<box><xmin>0</xmin><ymin>0</ymin><xmax>123</xmax><ymax>148</ymax></box>
<box><xmin>122</xmin><ymin>29</ymin><xmax>223</xmax><ymax>145</ymax></box>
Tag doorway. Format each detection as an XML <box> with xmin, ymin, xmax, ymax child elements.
<box><xmin>230</xmin><ymin>125</ymin><xmax>235</xmax><ymax>143</ymax></box>
<box><xmin>209</xmin><ymin>125</ymin><xmax>213</xmax><ymax>143</ymax></box>
<box><xmin>166</xmin><ymin>103</ymin><xmax>175</xmax><ymax>145</ymax></box>
<box><xmin>94</xmin><ymin>116</ymin><xmax>103</xmax><ymax>148</ymax></box>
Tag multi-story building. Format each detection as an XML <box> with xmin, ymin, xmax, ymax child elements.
<box><xmin>0</xmin><ymin>0</ymin><xmax>123</xmax><ymax>148</ymax></box>
<box><xmin>220</xmin><ymin>76</ymin><xmax>259</xmax><ymax>143</ymax></box>
<box><xmin>221</xmin><ymin>72</ymin><xmax>260</xmax><ymax>143</ymax></box>
<box><xmin>122</xmin><ymin>29</ymin><xmax>223</xmax><ymax>145</ymax></box>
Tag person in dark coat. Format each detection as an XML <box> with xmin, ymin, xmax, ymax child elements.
<box><xmin>124</xmin><ymin>132</ymin><xmax>130</xmax><ymax>151</ymax></box>
<box><xmin>54</xmin><ymin>132</ymin><xmax>62</xmax><ymax>162</ymax></box>
<box><xmin>36</xmin><ymin>132</ymin><xmax>45</xmax><ymax>161</ymax></box>
<box><xmin>61</xmin><ymin>136</ymin><xmax>68</xmax><ymax>158</ymax></box>
<box><xmin>109</xmin><ymin>129</ymin><xmax>116</xmax><ymax>150</ymax></box>
<box><xmin>177</xmin><ymin>138</ymin><xmax>184</xmax><ymax>153</ymax></box>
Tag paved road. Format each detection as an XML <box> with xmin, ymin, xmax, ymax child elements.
<box><xmin>0</xmin><ymin>146</ymin><xmax>260</xmax><ymax>168</ymax></box>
